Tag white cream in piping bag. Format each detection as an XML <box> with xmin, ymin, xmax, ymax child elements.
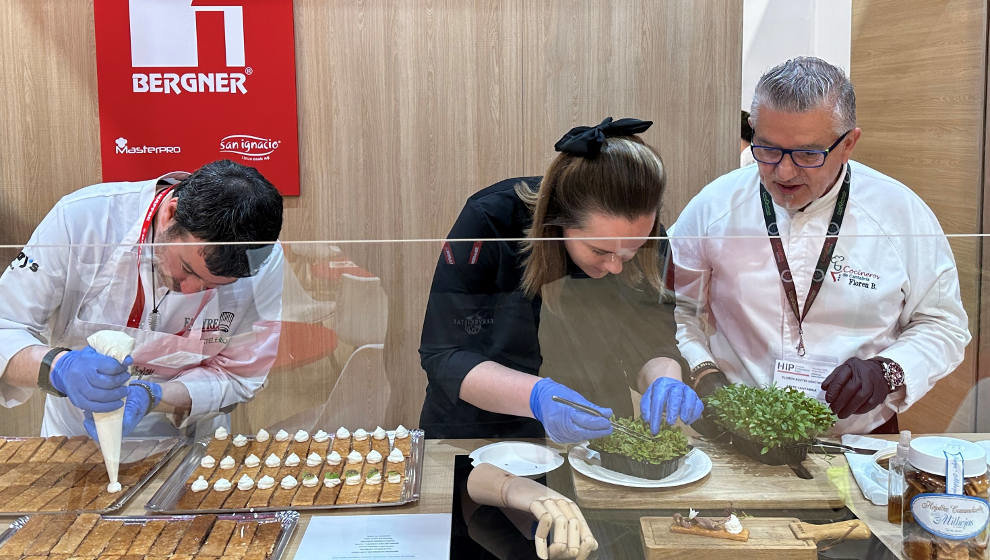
<box><xmin>87</xmin><ymin>330</ymin><xmax>135</xmax><ymax>494</ymax></box>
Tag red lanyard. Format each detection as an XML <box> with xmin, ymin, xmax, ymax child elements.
<box><xmin>759</xmin><ymin>164</ymin><xmax>850</xmax><ymax>357</ymax></box>
<box><xmin>126</xmin><ymin>187</ymin><xmax>174</xmax><ymax>329</ymax></box>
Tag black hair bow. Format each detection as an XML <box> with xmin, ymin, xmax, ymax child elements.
<box><xmin>553</xmin><ymin>117</ymin><xmax>653</xmax><ymax>157</ymax></box>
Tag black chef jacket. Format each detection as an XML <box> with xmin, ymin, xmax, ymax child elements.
<box><xmin>418</xmin><ymin>177</ymin><xmax>686</xmax><ymax>439</ymax></box>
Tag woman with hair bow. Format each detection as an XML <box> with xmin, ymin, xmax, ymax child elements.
<box><xmin>418</xmin><ymin>117</ymin><xmax>703</xmax><ymax>442</ymax></box>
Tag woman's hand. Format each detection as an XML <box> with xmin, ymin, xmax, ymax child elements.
<box><xmin>640</xmin><ymin>377</ymin><xmax>703</xmax><ymax>433</ymax></box>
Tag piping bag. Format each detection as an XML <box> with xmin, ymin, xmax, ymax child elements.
<box><xmin>86</xmin><ymin>330</ymin><xmax>136</xmax><ymax>493</ymax></box>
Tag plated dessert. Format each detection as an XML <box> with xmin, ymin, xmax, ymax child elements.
<box><xmin>171</xmin><ymin>425</ymin><xmax>415</xmax><ymax>511</ymax></box>
<box><xmin>670</xmin><ymin>508</ymin><xmax>749</xmax><ymax>542</ymax></box>
<box><xmin>0</xmin><ymin>512</ymin><xmax>292</xmax><ymax>559</ymax></box>
<box><xmin>0</xmin><ymin>436</ymin><xmax>178</xmax><ymax>513</ymax></box>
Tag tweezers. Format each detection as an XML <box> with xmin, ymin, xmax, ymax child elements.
<box><xmin>551</xmin><ymin>395</ymin><xmax>655</xmax><ymax>444</ymax></box>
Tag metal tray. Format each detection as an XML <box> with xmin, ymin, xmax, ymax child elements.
<box><xmin>0</xmin><ymin>510</ymin><xmax>299</xmax><ymax>559</ymax></box>
<box><xmin>146</xmin><ymin>429</ymin><xmax>425</xmax><ymax>513</ymax></box>
<box><xmin>0</xmin><ymin>436</ymin><xmax>184</xmax><ymax>516</ymax></box>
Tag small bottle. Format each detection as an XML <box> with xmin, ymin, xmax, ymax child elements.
<box><xmin>887</xmin><ymin>430</ymin><xmax>911</xmax><ymax>523</ymax></box>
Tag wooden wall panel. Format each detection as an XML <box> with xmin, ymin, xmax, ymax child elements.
<box><xmin>851</xmin><ymin>0</ymin><xmax>987</xmax><ymax>432</ymax></box>
<box><xmin>0</xmin><ymin>0</ymin><xmax>742</xmax><ymax>433</ymax></box>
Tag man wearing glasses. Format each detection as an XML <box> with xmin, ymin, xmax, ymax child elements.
<box><xmin>671</xmin><ymin>57</ymin><xmax>969</xmax><ymax>435</ymax></box>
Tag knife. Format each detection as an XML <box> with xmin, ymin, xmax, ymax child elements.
<box><xmin>551</xmin><ymin>395</ymin><xmax>655</xmax><ymax>444</ymax></box>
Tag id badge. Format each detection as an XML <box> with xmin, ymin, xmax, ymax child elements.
<box><xmin>773</xmin><ymin>355</ymin><xmax>838</xmax><ymax>402</ymax></box>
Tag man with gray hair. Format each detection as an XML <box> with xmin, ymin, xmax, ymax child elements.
<box><xmin>671</xmin><ymin>57</ymin><xmax>970</xmax><ymax>434</ymax></box>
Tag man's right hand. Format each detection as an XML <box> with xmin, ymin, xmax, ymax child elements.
<box><xmin>48</xmin><ymin>346</ymin><xmax>131</xmax><ymax>412</ymax></box>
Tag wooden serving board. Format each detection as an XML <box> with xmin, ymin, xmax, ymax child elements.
<box><xmin>572</xmin><ymin>439</ymin><xmax>846</xmax><ymax>510</ymax></box>
<box><xmin>641</xmin><ymin>517</ymin><xmax>817</xmax><ymax>559</ymax></box>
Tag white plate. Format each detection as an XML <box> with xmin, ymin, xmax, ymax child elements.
<box><xmin>469</xmin><ymin>441</ymin><xmax>564</xmax><ymax>478</ymax></box>
<box><xmin>568</xmin><ymin>444</ymin><xmax>712</xmax><ymax>488</ymax></box>
<box><xmin>974</xmin><ymin>441</ymin><xmax>990</xmax><ymax>464</ymax></box>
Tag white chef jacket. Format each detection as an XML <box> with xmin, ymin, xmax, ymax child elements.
<box><xmin>0</xmin><ymin>173</ymin><xmax>284</xmax><ymax>436</ymax></box>
<box><xmin>671</xmin><ymin>161</ymin><xmax>970</xmax><ymax>434</ymax></box>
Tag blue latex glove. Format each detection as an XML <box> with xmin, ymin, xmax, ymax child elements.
<box><xmin>529</xmin><ymin>377</ymin><xmax>613</xmax><ymax>443</ymax></box>
<box><xmin>640</xmin><ymin>377</ymin><xmax>704</xmax><ymax>434</ymax></box>
<box><xmin>83</xmin><ymin>380</ymin><xmax>162</xmax><ymax>442</ymax></box>
<box><xmin>49</xmin><ymin>346</ymin><xmax>132</xmax><ymax>413</ymax></box>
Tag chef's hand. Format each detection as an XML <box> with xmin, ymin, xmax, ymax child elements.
<box><xmin>49</xmin><ymin>346</ymin><xmax>132</xmax><ymax>413</ymax></box>
<box><xmin>821</xmin><ymin>357</ymin><xmax>891</xmax><ymax>419</ymax></box>
<box><xmin>688</xmin><ymin>368</ymin><xmax>729</xmax><ymax>438</ymax></box>
<box><xmin>83</xmin><ymin>380</ymin><xmax>163</xmax><ymax>441</ymax></box>
<box><xmin>640</xmin><ymin>378</ymin><xmax>704</xmax><ymax>434</ymax></box>
<box><xmin>529</xmin><ymin>378</ymin><xmax>612</xmax><ymax>443</ymax></box>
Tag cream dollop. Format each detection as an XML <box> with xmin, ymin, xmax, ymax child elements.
<box><xmin>275</xmin><ymin>429</ymin><xmax>290</xmax><ymax>442</ymax></box>
<box><xmin>723</xmin><ymin>514</ymin><xmax>743</xmax><ymax>535</ymax></box>
<box><xmin>233</xmin><ymin>434</ymin><xmax>249</xmax><ymax>447</ymax></box>
<box><xmin>372</xmin><ymin>426</ymin><xmax>387</xmax><ymax>440</ymax></box>
<box><xmin>387</xmin><ymin>448</ymin><xmax>405</xmax><ymax>463</ymax></box>
<box><xmin>107</xmin><ymin>481</ymin><xmax>122</xmax><ymax>493</ymax></box>
<box><xmin>302</xmin><ymin>474</ymin><xmax>319</xmax><ymax>488</ymax></box>
<box><xmin>387</xmin><ymin>471</ymin><xmax>402</xmax><ymax>484</ymax></box>
<box><xmin>313</xmin><ymin>429</ymin><xmax>330</xmax><ymax>442</ymax></box>
<box><xmin>294</xmin><ymin>429</ymin><xmax>309</xmax><ymax>443</ymax></box>
<box><xmin>237</xmin><ymin>474</ymin><xmax>255</xmax><ymax>491</ymax></box>
<box><xmin>200</xmin><ymin>455</ymin><xmax>217</xmax><ymax>468</ymax></box>
<box><xmin>244</xmin><ymin>454</ymin><xmax>261</xmax><ymax>468</ymax></box>
<box><xmin>256</xmin><ymin>428</ymin><xmax>271</xmax><ymax>442</ymax></box>
<box><xmin>353</xmin><ymin>428</ymin><xmax>369</xmax><ymax>441</ymax></box>
<box><xmin>336</xmin><ymin>426</ymin><xmax>351</xmax><ymax>439</ymax></box>
<box><xmin>214</xmin><ymin>427</ymin><xmax>229</xmax><ymax>440</ymax></box>
<box><xmin>265</xmin><ymin>453</ymin><xmax>281</xmax><ymax>468</ymax></box>
<box><xmin>284</xmin><ymin>452</ymin><xmax>301</xmax><ymax>467</ymax></box>
<box><xmin>394</xmin><ymin>425</ymin><xmax>409</xmax><ymax>438</ymax></box>
<box><xmin>306</xmin><ymin>452</ymin><xmax>323</xmax><ymax>467</ymax></box>
<box><xmin>366</xmin><ymin>450</ymin><xmax>383</xmax><ymax>464</ymax></box>
<box><xmin>346</xmin><ymin>450</ymin><xmax>363</xmax><ymax>464</ymax></box>
<box><xmin>326</xmin><ymin>451</ymin><xmax>342</xmax><ymax>465</ymax></box>
<box><xmin>257</xmin><ymin>475</ymin><xmax>276</xmax><ymax>490</ymax></box>
<box><xmin>344</xmin><ymin>471</ymin><xmax>362</xmax><ymax>485</ymax></box>
<box><xmin>280</xmin><ymin>475</ymin><xmax>298</xmax><ymax>490</ymax></box>
<box><xmin>213</xmin><ymin>478</ymin><xmax>232</xmax><ymax>492</ymax></box>
<box><xmin>366</xmin><ymin>471</ymin><xmax>382</xmax><ymax>485</ymax></box>
<box><xmin>191</xmin><ymin>476</ymin><xmax>209</xmax><ymax>492</ymax></box>
<box><xmin>324</xmin><ymin>474</ymin><xmax>341</xmax><ymax>488</ymax></box>
<box><xmin>219</xmin><ymin>455</ymin><xmax>236</xmax><ymax>470</ymax></box>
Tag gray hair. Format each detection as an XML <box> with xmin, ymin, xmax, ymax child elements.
<box><xmin>750</xmin><ymin>57</ymin><xmax>856</xmax><ymax>135</ymax></box>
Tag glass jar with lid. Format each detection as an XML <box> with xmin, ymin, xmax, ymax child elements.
<box><xmin>901</xmin><ymin>436</ymin><xmax>989</xmax><ymax>560</ymax></box>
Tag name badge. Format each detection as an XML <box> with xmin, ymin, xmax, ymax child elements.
<box><xmin>773</xmin><ymin>357</ymin><xmax>837</xmax><ymax>402</ymax></box>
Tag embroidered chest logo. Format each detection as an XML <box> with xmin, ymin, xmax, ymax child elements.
<box><xmin>830</xmin><ymin>255</ymin><xmax>879</xmax><ymax>290</ymax></box>
<box><xmin>202</xmin><ymin>311</ymin><xmax>236</xmax><ymax>333</ymax></box>
<box><xmin>9</xmin><ymin>252</ymin><xmax>39</xmax><ymax>272</ymax></box>
<box><xmin>453</xmin><ymin>311</ymin><xmax>494</xmax><ymax>335</ymax></box>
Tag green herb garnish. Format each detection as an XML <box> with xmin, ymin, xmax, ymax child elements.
<box><xmin>386</xmin><ymin>470</ymin><xmax>400</xmax><ymax>477</ymax></box>
<box><xmin>302</xmin><ymin>472</ymin><xmax>316</xmax><ymax>481</ymax></box>
<box><xmin>344</xmin><ymin>469</ymin><xmax>359</xmax><ymax>478</ymax></box>
<box><xmin>325</xmin><ymin>471</ymin><xmax>340</xmax><ymax>480</ymax></box>
<box><xmin>704</xmin><ymin>384</ymin><xmax>837</xmax><ymax>454</ymax></box>
<box><xmin>366</xmin><ymin>468</ymin><xmax>379</xmax><ymax>479</ymax></box>
<box><xmin>588</xmin><ymin>417</ymin><xmax>688</xmax><ymax>464</ymax></box>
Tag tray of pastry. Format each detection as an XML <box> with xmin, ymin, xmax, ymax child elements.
<box><xmin>0</xmin><ymin>435</ymin><xmax>183</xmax><ymax>515</ymax></box>
<box><xmin>146</xmin><ymin>425</ymin><xmax>424</xmax><ymax>513</ymax></box>
<box><xmin>0</xmin><ymin>510</ymin><xmax>297</xmax><ymax>559</ymax></box>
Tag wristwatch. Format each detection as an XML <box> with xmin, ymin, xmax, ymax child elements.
<box><xmin>872</xmin><ymin>357</ymin><xmax>905</xmax><ymax>391</ymax></box>
<box><xmin>38</xmin><ymin>347</ymin><xmax>69</xmax><ymax>397</ymax></box>
<box><xmin>687</xmin><ymin>360</ymin><xmax>719</xmax><ymax>387</ymax></box>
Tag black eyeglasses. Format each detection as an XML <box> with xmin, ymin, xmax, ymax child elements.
<box><xmin>750</xmin><ymin>129</ymin><xmax>852</xmax><ymax>168</ymax></box>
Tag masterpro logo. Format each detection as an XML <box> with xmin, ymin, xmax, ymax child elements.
<box><xmin>114</xmin><ymin>137</ymin><xmax>181</xmax><ymax>155</ymax></box>
<box><xmin>129</xmin><ymin>0</ymin><xmax>248</xmax><ymax>95</ymax></box>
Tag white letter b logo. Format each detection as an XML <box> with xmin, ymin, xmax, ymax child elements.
<box><xmin>129</xmin><ymin>0</ymin><xmax>245</xmax><ymax>68</ymax></box>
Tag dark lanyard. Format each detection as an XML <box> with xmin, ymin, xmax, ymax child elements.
<box><xmin>759</xmin><ymin>164</ymin><xmax>850</xmax><ymax>357</ymax></box>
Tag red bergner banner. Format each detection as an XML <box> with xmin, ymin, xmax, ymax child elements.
<box><xmin>94</xmin><ymin>0</ymin><xmax>300</xmax><ymax>196</ymax></box>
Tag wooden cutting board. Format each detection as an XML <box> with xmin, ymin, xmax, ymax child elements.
<box><xmin>641</xmin><ymin>517</ymin><xmax>817</xmax><ymax>559</ymax></box>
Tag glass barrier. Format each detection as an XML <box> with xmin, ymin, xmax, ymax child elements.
<box><xmin>0</xmin><ymin>234</ymin><xmax>985</xmax><ymax>559</ymax></box>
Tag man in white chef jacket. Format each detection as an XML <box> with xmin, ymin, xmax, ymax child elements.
<box><xmin>0</xmin><ymin>159</ymin><xmax>284</xmax><ymax>438</ymax></box>
<box><xmin>671</xmin><ymin>57</ymin><xmax>970</xmax><ymax>434</ymax></box>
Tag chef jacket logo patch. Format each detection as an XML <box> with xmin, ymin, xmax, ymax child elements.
<box><xmin>454</xmin><ymin>312</ymin><xmax>494</xmax><ymax>335</ymax></box>
<box><xmin>830</xmin><ymin>255</ymin><xmax>879</xmax><ymax>290</ymax></box>
<box><xmin>202</xmin><ymin>311</ymin><xmax>236</xmax><ymax>333</ymax></box>
<box><xmin>219</xmin><ymin>134</ymin><xmax>281</xmax><ymax>161</ymax></box>
<box><xmin>9</xmin><ymin>252</ymin><xmax>39</xmax><ymax>272</ymax></box>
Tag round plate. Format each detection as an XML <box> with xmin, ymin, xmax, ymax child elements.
<box><xmin>469</xmin><ymin>441</ymin><xmax>564</xmax><ymax>478</ymax></box>
<box><xmin>568</xmin><ymin>445</ymin><xmax>712</xmax><ymax>488</ymax></box>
